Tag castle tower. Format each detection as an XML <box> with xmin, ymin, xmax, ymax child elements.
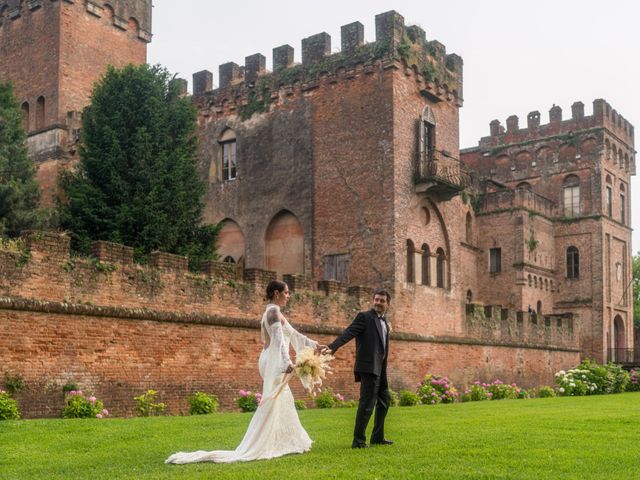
<box><xmin>0</xmin><ymin>0</ymin><xmax>152</xmax><ymax>203</ymax></box>
<box><xmin>461</xmin><ymin>100</ymin><xmax>636</xmax><ymax>363</ymax></box>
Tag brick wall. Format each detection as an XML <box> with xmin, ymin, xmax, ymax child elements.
<box><xmin>0</xmin><ymin>233</ymin><xmax>581</xmax><ymax>417</ymax></box>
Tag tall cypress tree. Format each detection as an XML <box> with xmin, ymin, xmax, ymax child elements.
<box><xmin>0</xmin><ymin>80</ymin><xmax>42</xmax><ymax>237</ymax></box>
<box><xmin>59</xmin><ymin>64</ymin><xmax>217</xmax><ymax>267</ymax></box>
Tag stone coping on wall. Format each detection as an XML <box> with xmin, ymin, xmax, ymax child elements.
<box><xmin>0</xmin><ymin>296</ymin><xmax>581</xmax><ymax>353</ymax></box>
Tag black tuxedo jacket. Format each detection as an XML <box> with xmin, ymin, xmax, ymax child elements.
<box><xmin>328</xmin><ymin>309</ymin><xmax>389</xmax><ymax>382</ymax></box>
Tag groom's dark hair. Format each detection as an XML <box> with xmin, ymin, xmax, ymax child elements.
<box><xmin>373</xmin><ymin>289</ymin><xmax>391</xmax><ymax>302</ymax></box>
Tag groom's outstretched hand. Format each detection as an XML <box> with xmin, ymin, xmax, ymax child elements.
<box><xmin>315</xmin><ymin>345</ymin><xmax>330</xmax><ymax>355</ymax></box>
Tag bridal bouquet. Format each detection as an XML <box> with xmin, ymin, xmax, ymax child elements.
<box><xmin>294</xmin><ymin>347</ymin><xmax>334</xmax><ymax>395</ymax></box>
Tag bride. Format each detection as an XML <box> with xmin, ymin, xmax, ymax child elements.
<box><xmin>166</xmin><ymin>280</ymin><xmax>323</xmax><ymax>464</ymax></box>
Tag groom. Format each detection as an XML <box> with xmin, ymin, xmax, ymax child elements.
<box><xmin>327</xmin><ymin>289</ymin><xmax>392</xmax><ymax>448</ymax></box>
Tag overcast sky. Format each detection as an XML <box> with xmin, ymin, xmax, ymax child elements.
<box><xmin>148</xmin><ymin>0</ymin><xmax>639</xmax><ymax>254</ymax></box>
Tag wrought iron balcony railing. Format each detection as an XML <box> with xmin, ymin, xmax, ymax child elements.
<box><xmin>415</xmin><ymin>149</ymin><xmax>472</xmax><ymax>200</ymax></box>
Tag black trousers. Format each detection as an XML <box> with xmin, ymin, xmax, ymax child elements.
<box><xmin>353</xmin><ymin>371</ymin><xmax>390</xmax><ymax>446</ymax></box>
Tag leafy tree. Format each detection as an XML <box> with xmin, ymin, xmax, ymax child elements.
<box><xmin>59</xmin><ymin>64</ymin><xmax>217</xmax><ymax>268</ymax></box>
<box><xmin>633</xmin><ymin>252</ymin><xmax>640</xmax><ymax>328</ymax></box>
<box><xmin>0</xmin><ymin>80</ymin><xmax>42</xmax><ymax>236</ymax></box>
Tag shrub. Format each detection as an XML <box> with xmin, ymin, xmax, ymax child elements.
<box><xmin>398</xmin><ymin>390</ymin><xmax>420</xmax><ymax>406</ymax></box>
<box><xmin>388</xmin><ymin>388</ymin><xmax>399</xmax><ymax>407</ymax></box>
<box><xmin>0</xmin><ymin>390</ymin><xmax>20</xmax><ymax>420</ymax></box>
<box><xmin>237</xmin><ymin>390</ymin><xmax>262</xmax><ymax>412</ymax></box>
<box><xmin>3</xmin><ymin>372</ymin><xmax>25</xmax><ymax>395</ymax></box>
<box><xmin>314</xmin><ymin>388</ymin><xmax>337</xmax><ymax>408</ymax></box>
<box><xmin>294</xmin><ymin>400</ymin><xmax>307</xmax><ymax>410</ymax></box>
<box><xmin>555</xmin><ymin>369</ymin><xmax>594</xmax><ymax>396</ymax></box>
<box><xmin>62</xmin><ymin>390</ymin><xmax>109</xmax><ymax>419</ymax></box>
<box><xmin>134</xmin><ymin>390</ymin><xmax>166</xmax><ymax>416</ymax></box>
<box><xmin>188</xmin><ymin>392</ymin><xmax>219</xmax><ymax>415</ymax></box>
<box><xmin>487</xmin><ymin>380</ymin><xmax>519</xmax><ymax>400</ymax></box>
<box><xmin>468</xmin><ymin>383</ymin><xmax>490</xmax><ymax>401</ymax></box>
<box><xmin>627</xmin><ymin>370</ymin><xmax>640</xmax><ymax>392</ymax></box>
<box><xmin>62</xmin><ymin>382</ymin><xmax>79</xmax><ymax>394</ymax></box>
<box><xmin>604</xmin><ymin>362</ymin><xmax>629</xmax><ymax>393</ymax></box>
<box><xmin>417</xmin><ymin>374</ymin><xmax>458</xmax><ymax>405</ymax></box>
<box><xmin>537</xmin><ymin>386</ymin><xmax>556</xmax><ymax>398</ymax></box>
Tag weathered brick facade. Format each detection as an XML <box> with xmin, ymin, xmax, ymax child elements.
<box><xmin>0</xmin><ymin>0</ymin><xmax>151</xmax><ymax>204</ymax></box>
<box><xmin>0</xmin><ymin>8</ymin><xmax>634</xmax><ymax>418</ymax></box>
<box><xmin>462</xmin><ymin>100</ymin><xmax>635</xmax><ymax>363</ymax></box>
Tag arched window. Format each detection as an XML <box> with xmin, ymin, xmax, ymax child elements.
<box><xmin>536</xmin><ymin>300</ymin><xmax>542</xmax><ymax>314</ymax></box>
<box><xmin>406</xmin><ymin>240</ymin><xmax>415</xmax><ymax>283</ymax></box>
<box><xmin>466</xmin><ymin>290</ymin><xmax>472</xmax><ymax>304</ymax></box>
<box><xmin>21</xmin><ymin>101</ymin><xmax>29</xmax><ymax>132</ymax></box>
<box><xmin>562</xmin><ymin>175</ymin><xmax>580</xmax><ymax>217</ymax></box>
<box><xmin>544</xmin><ymin>278</ymin><xmax>548</xmax><ymax>291</ymax></box>
<box><xmin>436</xmin><ymin>247</ymin><xmax>445</xmax><ymax>288</ymax></box>
<box><xmin>605</xmin><ymin>175</ymin><xmax>612</xmax><ymax>217</ymax></box>
<box><xmin>528</xmin><ymin>274</ymin><xmax>532</xmax><ymax>287</ymax></box>
<box><xmin>421</xmin><ymin>243</ymin><xmax>430</xmax><ymax>285</ymax></box>
<box><xmin>516</xmin><ymin>181</ymin><xmax>532</xmax><ymax>191</ymax></box>
<box><xmin>219</xmin><ymin>128</ymin><xmax>237</xmax><ymax>181</ymax></box>
<box><xmin>223</xmin><ymin>256</ymin><xmax>236</xmax><ymax>263</ymax></box>
<box><xmin>620</xmin><ymin>183</ymin><xmax>626</xmax><ymax>225</ymax></box>
<box><xmin>36</xmin><ymin>96</ymin><xmax>45</xmax><ymax>130</ymax></box>
<box><xmin>566</xmin><ymin>246</ymin><xmax>579</xmax><ymax>279</ymax></box>
<box><xmin>465</xmin><ymin>212</ymin><xmax>472</xmax><ymax>244</ymax></box>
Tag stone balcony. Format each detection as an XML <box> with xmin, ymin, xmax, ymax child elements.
<box><xmin>415</xmin><ymin>149</ymin><xmax>472</xmax><ymax>201</ymax></box>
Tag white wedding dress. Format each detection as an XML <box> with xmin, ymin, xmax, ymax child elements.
<box><xmin>166</xmin><ymin>304</ymin><xmax>318</xmax><ymax>464</ymax></box>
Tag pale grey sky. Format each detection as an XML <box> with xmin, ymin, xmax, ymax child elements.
<box><xmin>148</xmin><ymin>0</ymin><xmax>639</xmax><ymax>254</ymax></box>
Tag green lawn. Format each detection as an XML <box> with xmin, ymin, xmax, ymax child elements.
<box><xmin>2</xmin><ymin>393</ymin><xmax>639</xmax><ymax>479</ymax></box>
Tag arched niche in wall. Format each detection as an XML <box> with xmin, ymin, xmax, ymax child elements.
<box><xmin>515</xmin><ymin>150</ymin><xmax>532</xmax><ymax>170</ymax></box>
<box><xmin>216</xmin><ymin>218</ymin><xmax>245</xmax><ymax>264</ymax></box>
<box><xmin>265</xmin><ymin>210</ymin><xmax>304</xmax><ymax>276</ymax></box>
<box><xmin>423</xmin><ymin>199</ymin><xmax>451</xmax><ymax>289</ymax></box>
<box><xmin>580</xmin><ymin>137</ymin><xmax>597</xmax><ymax>157</ymax></box>
<box><xmin>559</xmin><ymin>143</ymin><xmax>576</xmax><ymax>163</ymax></box>
<box><xmin>535</xmin><ymin>146</ymin><xmax>553</xmax><ymax>166</ymax></box>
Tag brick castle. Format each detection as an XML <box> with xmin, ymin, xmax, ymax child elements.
<box><xmin>0</xmin><ymin>3</ymin><xmax>635</xmax><ymax>417</ymax></box>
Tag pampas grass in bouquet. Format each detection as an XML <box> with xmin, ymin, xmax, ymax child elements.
<box><xmin>294</xmin><ymin>347</ymin><xmax>334</xmax><ymax>395</ymax></box>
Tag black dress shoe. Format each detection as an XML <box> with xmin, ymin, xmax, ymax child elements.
<box><xmin>371</xmin><ymin>439</ymin><xmax>394</xmax><ymax>445</ymax></box>
<box><xmin>352</xmin><ymin>443</ymin><xmax>369</xmax><ymax>449</ymax></box>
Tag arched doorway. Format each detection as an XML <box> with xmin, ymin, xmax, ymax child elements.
<box><xmin>613</xmin><ymin>315</ymin><xmax>626</xmax><ymax>362</ymax></box>
<box><xmin>265</xmin><ymin>210</ymin><xmax>304</xmax><ymax>276</ymax></box>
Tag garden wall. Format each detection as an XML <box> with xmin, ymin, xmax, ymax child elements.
<box><xmin>0</xmin><ymin>233</ymin><xmax>581</xmax><ymax>417</ymax></box>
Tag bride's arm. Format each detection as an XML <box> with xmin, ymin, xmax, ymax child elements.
<box><xmin>267</xmin><ymin>308</ymin><xmax>293</xmax><ymax>372</ymax></box>
<box><xmin>283</xmin><ymin>320</ymin><xmax>318</xmax><ymax>355</ymax></box>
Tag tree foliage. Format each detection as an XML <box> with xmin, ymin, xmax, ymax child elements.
<box><xmin>0</xmin><ymin>80</ymin><xmax>42</xmax><ymax>237</ymax></box>
<box><xmin>633</xmin><ymin>251</ymin><xmax>640</xmax><ymax>328</ymax></box>
<box><xmin>59</xmin><ymin>64</ymin><xmax>217</xmax><ymax>268</ymax></box>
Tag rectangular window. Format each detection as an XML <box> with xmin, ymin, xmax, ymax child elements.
<box><xmin>620</xmin><ymin>194</ymin><xmax>625</xmax><ymax>224</ymax></box>
<box><xmin>489</xmin><ymin>248</ymin><xmax>502</xmax><ymax>273</ymax></box>
<box><xmin>606</xmin><ymin>186</ymin><xmax>612</xmax><ymax>217</ymax></box>
<box><xmin>563</xmin><ymin>186</ymin><xmax>580</xmax><ymax>216</ymax></box>
<box><xmin>323</xmin><ymin>253</ymin><xmax>350</xmax><ymax>284</ymax></box>
<box><xmin>222</xmin><ymin>141</ymin><xmax>237</xmax><ymax>181</ymax></box>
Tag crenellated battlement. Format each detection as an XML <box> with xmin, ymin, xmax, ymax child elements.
<box><xmin>465</xmin><ymin>303</ymin><xmax>578</xmax><ymax>350</ymax></box>
<box><xmin>0</xmin><ymin>232</ymin><xmax>372</xmax><ymax>311</ymax></box>
<box><xmin>0</xmin><ymin>0</ymin><xmax>152</xmax><ymax>42</ymax></box>
<box><xmin>190</xmin><ymin>10</ymin><xmax>463</xmax><ymax>116</ymax></box>
<box><xmin>479</xmin><ymin>99</ymin><xmax>634</xmax><ymax>148</ymax></box>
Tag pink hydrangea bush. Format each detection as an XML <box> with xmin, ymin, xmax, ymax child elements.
<box><xmin>417</xmin><ymin>374</ymin><xmax>458</xmax><ymax>405</ymax></box>
<box><xmin>236</xmin><ymin>390</ymin><xmax>262</xmax><ymax>412</ymax></box>
<box><xmin>62</xmin><ymin>390</ymin><xmax>109</xmax><ymax>419</ymax></box>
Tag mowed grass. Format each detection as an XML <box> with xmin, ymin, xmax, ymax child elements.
<box><xmin>2</xmin><ymin>393</ymin><xmax>640</xmax><ymax>480</ymax></box>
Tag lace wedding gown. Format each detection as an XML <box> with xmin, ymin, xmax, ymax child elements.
<box><xmin>166</xmin><ymin>304</ymin><xmax>318</xmax><ymax>464</ymax></box>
